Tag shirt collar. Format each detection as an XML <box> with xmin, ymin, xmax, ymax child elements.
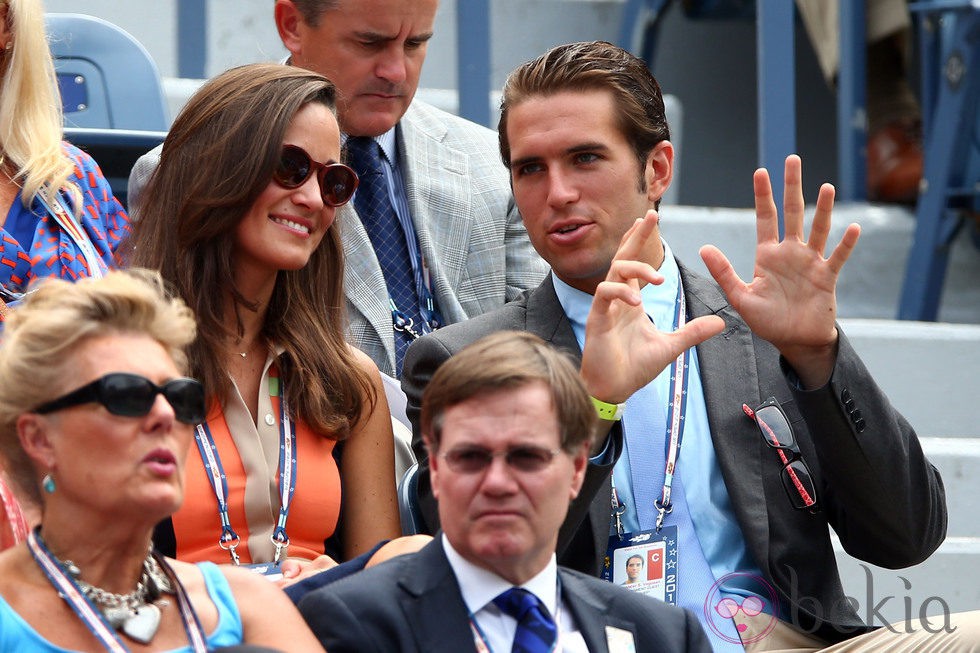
<box><xmin>342</xmin><ymin>128</ymin><xmax>398</xmax><ymax>166</ymax></box>
<box><xmin>553</xmin><ymin>238</ymin><xmax>680</xmax><ymax>338</ymax></box>
<box><xmin>441</xmin><ymin>534</ymin><xmax>559</xmax><ymax>618</ymax></box>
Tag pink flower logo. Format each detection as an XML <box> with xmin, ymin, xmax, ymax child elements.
<box><xmin>703</xmin><ymin>572</ymin><xmax>779</xmax><ymax>644</ymax></box>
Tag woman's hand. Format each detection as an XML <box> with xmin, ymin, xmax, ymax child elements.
<box><xmin>277</xmin><ymin>554</ymin><xmax>339</xmax><ymax>588</ymax></box>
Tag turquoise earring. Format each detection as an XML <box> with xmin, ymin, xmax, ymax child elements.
<box><xmin>42</xmin><ymin>473</ymin><xmax>55</xmax><ymax>494</ymax></box>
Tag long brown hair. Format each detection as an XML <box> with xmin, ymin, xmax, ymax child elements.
<box><xmin>127</xmin><ymin>63</ymin><xmax>373</xmax><ymax>439</ymax></box>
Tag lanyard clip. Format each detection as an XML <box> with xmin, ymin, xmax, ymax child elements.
<box><xmin>219</xmin><ymin>530</ymin><xmax>241</xmax><ymax>566</ymax></box>
<box><xmin>271</xmin><ymin>530</ymin><xmax>289</xmax><ymax>566</ymax></box>
<box><xmin>654</xmin><ymin>499</ymin><xmax>672</xmax><ymax>533</ymax></box>
<box><xmin>613</xmin><ymin>504</ymin><xmax>627</xmax><ymax>539</ymax></box>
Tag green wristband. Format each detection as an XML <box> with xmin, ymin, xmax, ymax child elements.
<box><xmin>590</xmin><ymin>396</ymin><xmax>626</xmax><ymax>421</ymax></box>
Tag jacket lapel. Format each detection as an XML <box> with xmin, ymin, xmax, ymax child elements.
<box><xmin>399</xmin><ymin>538</ymin><xmax>479</xmax><ymax>653</ymax></box>
<box><xmin>524</xmin><ymin>275</ymin><xmax>581</xmax><ymax>357</ymax></box>
<box><xmin>559</xmin><ymin>570</ymin><xmax>616</xmax><ymax>653</ymax></box>
<box><xmin>339</xmin><ymin>204</ymin><xmax>396</xmax><ymax>371</ymax></box>
<box><xmin>679</xmin><ymin>262</ymin><xmax>771</xmax><ymax>573</ymax></box>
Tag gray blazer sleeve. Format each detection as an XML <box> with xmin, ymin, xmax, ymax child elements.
<box><xmin>790</xmin><ymin>329</ymin><xmax>947</xmax><ymax>567</ymax></box>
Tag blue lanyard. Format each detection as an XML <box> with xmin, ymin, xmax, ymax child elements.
<box><xmin>271</xmin><ymin>377</ymin><xmax>298</xmax><ymax>565</ymax></box>
<box><xmin>655</xmin><ymin>286</ymin><xmax>690</xmax><ymax>531</ymax></box>
<box><xmin>617</xmin><ymin>283</ymin><xmax>691</xmax><ymax>533</ymax></box>
<box><xmin>382</xmin><ymin>156</ymin><xmax>442</xmax><ymax>337</ymax></box>
<box><xmin>194</xmin><ymin>374</ymin><xmax>297</xmax><ymax>565</ymax></box>
<box><xmin>389</xmin><ymin>253</ymin><xmax>443</xmax><ymax>339</ymax></box>
<box><xmin>26</xmin><ymin>529</ymin><xmax>207</xmax><ymax>652</ymax></box>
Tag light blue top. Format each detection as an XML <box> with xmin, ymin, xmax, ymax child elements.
<box><xmin>552</xmin><ymin>240</ymin><xmax>764</xmax><ymax>589</ymax></box>
<box><xmin>0</xmin><ymin>561</ymin><xmax>243</xmax><ymax>652</ymax></box>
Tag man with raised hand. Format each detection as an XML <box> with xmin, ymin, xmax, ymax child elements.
<box><xmin>402</xmin><ymin>41</ymin><xmax>959</xmax><ymax>649</ymax></box>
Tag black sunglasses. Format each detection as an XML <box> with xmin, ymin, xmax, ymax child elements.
<box><xmin>441</xmin><ymin>445</ymin><xmax>563</xmax><ymax>474</ymax></box>
<box><xmin>742</xmin><ymin>398</ymin><xmax>818</xmax><ymax>511</ymax></box>
<box><xmin>35</xmin><ymin>373</ymin><xmax>206</xmax><ymax>425</ymax></box>
<box><xmin>273</xmin><ymin>144</ymin><xmax>359</xmax><ymax>207</ymax></box>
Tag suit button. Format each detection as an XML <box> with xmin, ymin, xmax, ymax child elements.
<box><xmin>840</xmin><ymin>388</ymin><xmax>852</xmax><ymax>403</ymax></box>
<box><xmin>851</xmin><ymin>409</ymin><xmax>863</xmax><ymax>423</ymax></box>
<box><xmin>854</xmin><ymin>417</ymin><xmax>866</xmax><ymax>433</ymax></box>
<box><xmin>843</xmin><ymin>398</ymin><xmax>855</xmax><ymax>412</ymax></box>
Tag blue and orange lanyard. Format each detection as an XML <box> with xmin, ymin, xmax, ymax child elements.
<box><xmin>27</xmin><ymin>529</ymin><xmax>208</xmax><ymax>652</ymax></box>
<box><xmin>194</xmin><ymin>372</ymin><xmax>297</xmax><ymax>565</ymax></box>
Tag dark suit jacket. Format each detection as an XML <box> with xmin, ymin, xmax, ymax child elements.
<box><xmin>401</xmin><ymin>264</ymin><xmax>948</xmax><ymax>643</ymax></box>
<box><xmin>298</xmin><ymin>538</ymin><xmax>711</xmax><ymax>653</ymax></box>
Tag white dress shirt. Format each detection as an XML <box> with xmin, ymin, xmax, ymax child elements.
<box><xmin>442</xmin><ymin>535</ymin><xmax>589</xmax><ymax>652</ymax></box>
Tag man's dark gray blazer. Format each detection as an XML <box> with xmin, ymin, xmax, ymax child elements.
<box><xmin>401</xmin><ymin>263</ymin><xmax>947</xmax><ymax>644</ymax></box>
<box><xmin>297</xmin><ymin>537</ymin><xmax>711</xmax><ymax>653</ymax></box>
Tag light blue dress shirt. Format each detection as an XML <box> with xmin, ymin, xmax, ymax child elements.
<box><xmin>552</xmin><ymin>240</ymin><xmax>765</xmax><ymax>602</ymax></box>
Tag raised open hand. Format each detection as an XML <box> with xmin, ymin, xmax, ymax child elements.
<box><xmin>581</xmin><ymin>211</ymin><xmax>725</xmax><ymax>403</ymax></box>
<box><xmin>700</xmin><ymin>155</ymin><xmax>861</xmax><ymax>387</ymax></box>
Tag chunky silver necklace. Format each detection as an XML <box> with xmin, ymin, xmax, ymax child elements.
<box><xmin>59</xmin><ymin>546</ymin><xmax>174</xmax><ymax>644</ymax></box>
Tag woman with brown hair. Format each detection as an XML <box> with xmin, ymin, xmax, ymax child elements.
<box><xmin>127</xmin><ymin>63</ymin><xmax>400</xmax><ymax>579</ymax></box>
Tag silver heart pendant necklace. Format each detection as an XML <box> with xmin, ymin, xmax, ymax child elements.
<box><xmin>60</xmin><ymin>544</ymin><xmax>174</xmax><ymax>644</ymax></box>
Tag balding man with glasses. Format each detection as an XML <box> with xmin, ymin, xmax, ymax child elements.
<box><xmin>299</xmin><ymin>331</ymin><xmax>711</xmax><ymax>653</ymax></box>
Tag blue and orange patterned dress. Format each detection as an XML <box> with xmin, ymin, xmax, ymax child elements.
<box><xmin>1</xmin><ymin>142</ymin><xmax>129</xmax><ymax>297</ymax></box>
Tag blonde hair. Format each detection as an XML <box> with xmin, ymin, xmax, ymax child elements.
<box><xmin>0</xmin><ymin>0</ymin><xmax>81</xmax><ymax>212</ymax></box>
<box><xmin>0</xmin><ymin>269</ymin><xmax>198</xmax><ymax>504</ymax></box>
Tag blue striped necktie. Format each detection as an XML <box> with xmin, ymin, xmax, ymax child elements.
<box><xmin>345</xmin><ymin>136</ymin><xmax>420</xmax><ymax>374</ymax></box>
<box><xmin>493</xmin><ymin>588</ymin><xmax>557</xmax><ymax>653</ymax></box>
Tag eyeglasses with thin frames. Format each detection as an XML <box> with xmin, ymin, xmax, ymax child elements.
<box><xmin>439</xmin><ymin>445</ymin><xmax>563</xmax><ymax>475</ymax></box>
<box><xmin>742</xmin><ymin>397</ymin><xmax>818</xmax><ymax>511</ymax></box>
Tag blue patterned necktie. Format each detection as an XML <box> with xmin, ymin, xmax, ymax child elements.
<box><xmin>493</xmin><ymin>588</ymin><xmax>557</xmax><ymax>653</ymax></box>
<box><xmin>345</xmin><ymin>136</ymin><xmax>420</xmax><ymax>374</ymax></box>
